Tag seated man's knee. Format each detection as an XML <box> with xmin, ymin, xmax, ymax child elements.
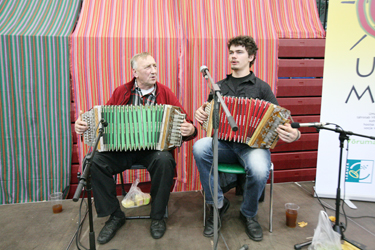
<box><xmin>247</xmin><ymin>165</ymin><xmax>269</xmax><ymax>181</ymax></box>
<box><xmin>244</xmin><ymin>149</ymin><xmax>270</xmax><ymax>179</ymax></box>
<box><xmin>153</xmin><ymin>152</ymin><xmax>175</xmax><ymax>169</ymax></box>
<box><xmin>193</xmin><ymin>137</ymin><xmax>212</xmax><ymax>158</ymax></box>
<box><xmin>86</xmin><ymin>153</ymin><xmax>114</xmax><ymax>177</ymax></box>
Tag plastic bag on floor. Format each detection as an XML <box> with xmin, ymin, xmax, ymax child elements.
<box><xmin>121</xmin><ymin>179</ymin><xmax>151</xmax><ymax>208</ymax></box>
<box><xmin>308</xmin><ymin>211</ymin><xmax>342</xmax><ymax>250</ymax></box>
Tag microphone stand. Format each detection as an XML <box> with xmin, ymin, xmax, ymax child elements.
<box><xmin>202</xmin><ymin>69</ymin><xmax>238</xmax><ymax>250</ymax></box>
<box><xmin>73</xmin><ymin>119</ymin><xmax>107</xmax><ymax>250</ymax></box>
<box><xmin>294</xmin><ymin>125</ymin><xmax>374</xmax><ymax>250</ymax></box>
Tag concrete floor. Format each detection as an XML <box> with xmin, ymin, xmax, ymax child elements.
<box><xmin>0</xmin><ymin>182</ymin><xmax>374</xmax><ymax>250</ymax></box>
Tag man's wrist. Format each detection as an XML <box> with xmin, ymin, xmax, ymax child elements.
<box><xmin>292</xmin><ymin>130</ymin><xmax>301</xmax><ymax>142</ymax></box>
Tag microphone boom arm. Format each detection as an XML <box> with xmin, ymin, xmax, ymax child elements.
<box><xmin>317</xmin><ymin>126</ymin><xmax>375</xmax><ymax>140</ymax></box>
<box><xmin>202</xmin><ymin>68</ymin><xmax>238</xmax><ymax>132</ymax></box>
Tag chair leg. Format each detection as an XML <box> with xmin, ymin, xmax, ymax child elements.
<box><xmin>125</xmin><ymin>206</ymin><xmax>168</xmax><ymax>220</ymax></box>
<box><xmin>164</xmin><ymin>205</ymin><xmax>168</xmax><ymax>219</ymax></box>
<box><xmin>259</xmin><ymin>187</ymin><xmax>265</xmax><ymax>202</ymax></box>
<box><xmin>203</xmin><ymin>191</ymin><xmax>206</xmax><ymax>226</ymax></box>
<box><xmin>119</xmin><ymin>173</ymin><xmax>127</xmax><ymax>196</ymax></box>
<box><xmin>235</xmin><ymin>174</ymin><xmax>245</xmax><ymax>196</ymax></box>
<box><xmin>269</xmin><ymin>167</ymin><xmax>274</xmax><ymax>233</ymax></box>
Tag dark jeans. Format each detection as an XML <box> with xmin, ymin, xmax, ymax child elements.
<box><xmin>193</xmin><ymin>137</ymin><xmax>271</xmax><ymax>218</ymax></box>
<box><xmin>89</xmin><ymin>150</ymin><xmax>176</xmax><ymax>220</ymax></box>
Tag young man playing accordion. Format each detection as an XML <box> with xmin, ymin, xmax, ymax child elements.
<box><xmin>193</xmin><ymin>36</ymin><xmax>300</xmax><ymax>241</ymax></box>
<box><xmin>75</xmin><ymin>52</ymin><xmax>196</xmax><ymax>244</ymax></box>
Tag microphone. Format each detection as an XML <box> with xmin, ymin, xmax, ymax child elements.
<box><xmin>238</xmin><ymin>245</ymin><xmax>249</xmax><ymax>250</ymax></box>
<box><xmin>200</xmin><ymin>65</ymin><xmax>209</xmax><ymax>79</ymax></box>
<box><xmin>291</xmin><ymin>122</ymin><xmax>326</xmax><ymax>128</ymax></box>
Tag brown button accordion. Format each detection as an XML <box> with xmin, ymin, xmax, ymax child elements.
<box><xmin>82</xmin><ymin>104</ymin><xmax>186</xmax><ymax>151</ymax></box>
<box><xmin>202</xmin><ymin>96</ymin><xmax>291</xmax><ymax>149</ymax></box>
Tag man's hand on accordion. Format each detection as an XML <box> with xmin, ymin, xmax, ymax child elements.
<box><xmin>75</xmin><ymin>110</ymin><xmax>88</xmax><ymax>135</ymax></box>
<box><xmin>276</xmin><ymin>123</ymin><xmax>301</xmax><ymax>143</ymax></box>
<box><xmin>180</xmin><ymin>119</ymin><xmax>196</xmax><ymax>137</ymax></box>
<box><xmin>195</xmin><ymin>103</ymin><xmax>208</xmax><ymax>124</ymax></box>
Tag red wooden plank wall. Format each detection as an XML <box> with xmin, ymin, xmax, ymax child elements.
<box><xmin>271</xmin><ymin>38</ymin><xmax>325</xmax><ymax>183</ymax></box>
<box><xmin>70</xmin><ymin>86</ymin><xmax>79</xmax><ymax>198</ymax></box>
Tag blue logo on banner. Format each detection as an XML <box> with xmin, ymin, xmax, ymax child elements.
<box><xmin>345</xmin><ymin>159</ymin><xmax>373</xmax><ymax>183</ymax></box>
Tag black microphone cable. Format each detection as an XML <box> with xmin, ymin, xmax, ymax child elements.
<box><xmin>65</xmin><ymin>189</ymin><xmax>90</xmax><ymax>250</ymax></box>
<box><xmin>76</xmin><ymin>189</ymin><xmax>90</xmax><ymax>250</ymax></box>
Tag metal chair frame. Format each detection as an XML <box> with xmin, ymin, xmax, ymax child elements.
<box><xmin>117</xmin><ymin>165</ymin><xmax>168</xmax><ymax>220</ymax></box>
<box><xmin>203</xmin><ymin>162</ymin><xmax>274</xmax><ymax>233</ymax></box>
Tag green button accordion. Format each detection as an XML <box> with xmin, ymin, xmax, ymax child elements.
<box><xmin>82</xmin><ymin>104</ymin><xmax>186</xmax><ymax>151</ymax></box>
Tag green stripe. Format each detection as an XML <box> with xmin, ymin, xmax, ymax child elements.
<box><xmin>0</xmin><ymin>0</ymin><xmax>80</xmax><ymax>204</ymax></box>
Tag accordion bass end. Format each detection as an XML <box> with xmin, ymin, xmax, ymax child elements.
<box><xmin>202</xmin><ymin>97</ymin><xmax>291</xmax><ymax>149</ymax></box>
<box><xmin>157</xmin><ymin>105</ymin><xmax>185</xmax><ymax>150</ymax></box>
<box><xmin>82</xmin><ymin>104</ymin><xmax>186</xmax><ymax>152</ymax></box>
<box><xmin>246</xmin><ymin>104</ymin><xmax>290</xmax><ymax>149</ymax></box>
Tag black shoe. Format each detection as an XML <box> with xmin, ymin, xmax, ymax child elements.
<box><xmin>97</xmin><ymin>215</ymin><xmax>126</xmax><ymax>244</ymax></box>
<box><xmin>203</xmin><ymin>197</ymin><xmax>230</xmax><ymax>237</ymax></box>
<box><xmin>150</xmin><ymin>219</ymin><xmax>166</xmax><ymax>239</ymax></box>
<box><xmin>239</xmin><ymin>212</ymin><xmax>263</xmax><ymax>241</ymax></box>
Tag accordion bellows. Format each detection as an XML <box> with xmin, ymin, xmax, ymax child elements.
<box><xmin>202</xmin><ymin>97</ymin><xmax>291</xmax><ymax>149</ymax></box>
<box><xmin>82</xmin><ymin>105</ymin><xmax>186</xmax><ymax>151</ymax></box>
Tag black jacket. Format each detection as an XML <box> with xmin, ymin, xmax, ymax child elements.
<box><xmin>208</xmin><ymin>72</ymin><xmax>278</xmax><ymax>105</ymax></box>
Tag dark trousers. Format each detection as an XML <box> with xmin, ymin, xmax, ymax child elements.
<box><xmin>89</xmin><ymin>150</ymin><xmax>176</xmax><ymax>220</ymax></box>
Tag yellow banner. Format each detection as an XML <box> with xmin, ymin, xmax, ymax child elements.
<box><xmin>316</xmin><ymin>0</ymin><xmax>375</xmax><ymax>201</ymax></box>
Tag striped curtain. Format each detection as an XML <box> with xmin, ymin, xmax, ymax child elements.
<box><xmin>268</xmin><ymin>0</ymin><xmax>326</xmax><ymax>38</ymax></box>
<box><xmin>70</xmin><ymin>0</ymin><xmax>325</xmax><ymax>192</ymax></box>
<box><xmin>70</xmin><ymin>0</ymin><xmax>181</xmax><ymax>185</ymax></box>
<box><xmin>0</xmin><ymin>0</ymin><xmax>81</xmax><ymax>203</ymax></box>
<box><xmin>175</xmin><ymin>0</ymin><xmax>278</xmax><ymax>191</ymax></box>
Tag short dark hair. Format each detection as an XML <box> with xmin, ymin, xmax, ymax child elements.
<box><xmin>227</xmin><ymin>36</ymin><xmax>258</xmax><ymax>67</ymax></box>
